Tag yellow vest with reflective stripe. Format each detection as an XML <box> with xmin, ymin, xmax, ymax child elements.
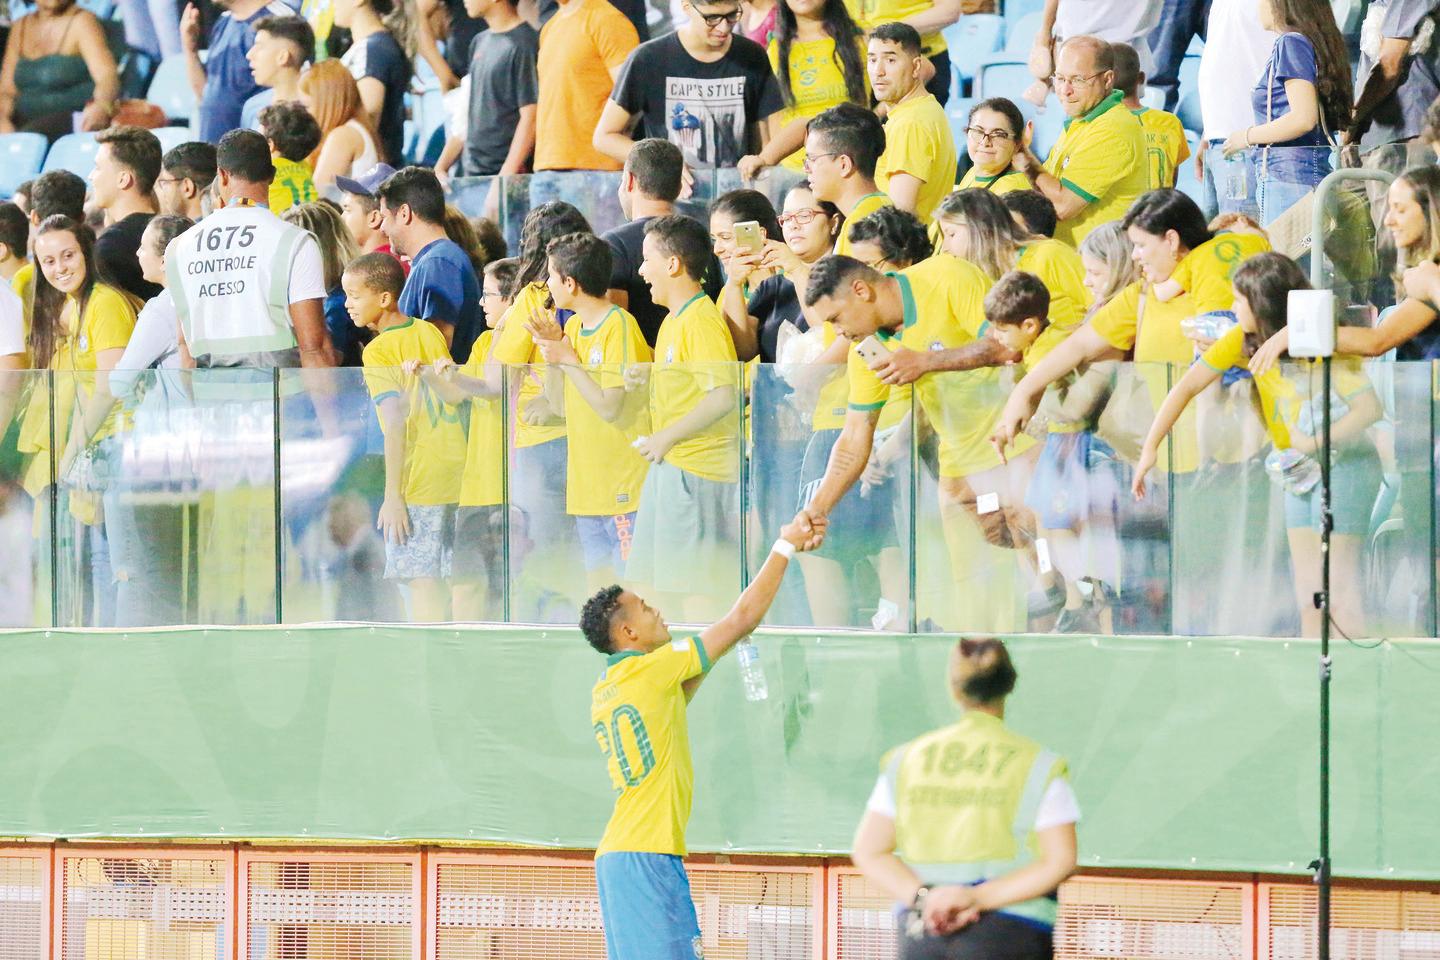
<box><xmin>890</xmin><ymin>711</ymin><xmax>1067</xmax><ymax>927</ymax></box>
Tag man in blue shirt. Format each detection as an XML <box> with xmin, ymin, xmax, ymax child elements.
<box><xmin>181</xmin><ymin>0</ymin><xmax>300</xmax><ymax>144</ymax></box>
<box><xmin>375</xmin><ymin>166</ymin><xmax>482</xmax><ymax>363</ymax></box>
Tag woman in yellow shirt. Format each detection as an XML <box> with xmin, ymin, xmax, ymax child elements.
<box><xmin>738</xmin><ymin>0</ymin><xmax>868</xmax><ymax>178</ymax></box>
<box><xmin>956</xmin><ymin>98</ymin><xmax>1032</xmax><ymax>195</ymax></box>
<box><xmin>1133</xmin><ymin>254</ymin><xmax>1381</xmax><ymax>639</ymax></box>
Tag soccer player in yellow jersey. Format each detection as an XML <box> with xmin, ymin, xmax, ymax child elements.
<box><xmin>526</xmin><ymin>233</ymin><xmax>654</xmax><ymax>588</ymax></box>
<box><xmin>349</xmin><ymin>252</ymin><xmax>465</xmax><ymax>622</ymax></box>
<box><xmin>868</xmin><ymin>23</ymin><xmax>956</xmax><ymax>221</ymax></box>
<box><xmin>1113</xmin><ymin>43</ymin><xmax>1190</xmax><ymax>190</ymax></box>
<box><xmin>583</xmin><ymin>514</ymin><xmax>823</xmax><ymax>960</ymax></box>
<box><xmin>1010</xmin><ymin>36</ymin><xmax>1148</xmax><ymax>247</ymax></box>
<box><xmin>626</xmin><ymin>216</ymin><xmax>741</xmax><ymax>622</ymax></box>
<box><xmin>805</xmin><ymin>103</ymin><xmax>893</xmax><ymax>261</ymax></box>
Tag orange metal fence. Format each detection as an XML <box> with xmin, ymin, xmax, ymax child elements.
<box><xmin>3</xmin><ymin>845</ymin><xmax>1436</xmax><ymax>959</ymax></box>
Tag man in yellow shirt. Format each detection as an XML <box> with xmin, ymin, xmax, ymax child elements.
<box><xmin>624</xmin><ymin>216</ymin><xmax>741</xmax><ymax>622</ymax></box>
<box><xmin>350</xmin><ymin>252</ymin><xmax>466</xmax><ymax>622</ymax></box>
<box><xmin>1010</xmin><ymin>36</ymin><xmax>1148</xmax><ymax>247</ymax></box>
<box><xmin>805</xmin><ymin>103</ymin><xmax>894</xmax><ymax>260</ymax></box>
<box><xmin>527</xmin><ymin>233</ymin><xmax>654</xmax><ymax>588</ymax></box>
<box><xmin>869</xmin><ymin>22</ymin><xmax>956</xmax><ymax>221</ymax></box>
<box><xmin>583</xmin><ymin>514</ymin><xmax>820</xmax><ymax>960</ymax></box>
<box><xmin>1113</xmin><ymin>42</ymin><xmax>1189</xmax><ymax>189</ymax></box>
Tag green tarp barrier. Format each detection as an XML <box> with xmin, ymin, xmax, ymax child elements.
<box><xmin>0</xmin><ymin>627</ymin><xmax>1434</xmax><ymax>879</ymax></box>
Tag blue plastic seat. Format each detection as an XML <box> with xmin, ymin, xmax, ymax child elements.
<box><xmin>1178</xmin><ymin>54</ymin><xmax>1201</xmax><ymax>102</ymax></box>
<box><xmin>147</xmin><ymin>54</ymin><xmax>197</xmax><ymax>124</ymax></box>
<box><xmin>943</xmin><ymin>15</ymin><xmax>1004</xmax><ymax>90</ymax></box>
<box><xmin>77</xmin><ymin>0</ymin><xmax>116</xmax><ymax>17</ymax></box>
<box><xmin>153</xmin><ymin>126</ymin><xmax>193</xmax><ymax>153</ymax></box>
<box><xmin>975</xmin><ymin>55</ymin><xmax>1032</xmax><ymax>101</ymax></box>
<box><xmin>1005</xmin><ymin>12</ymin><xmax>1044</xmax><ymax>54</ymax></box>
<box><xmin>42</xmin><ymin>132</ymin><xmax>101</xmax><ymax>178</ymax></box>
<box><xmin>0</xmin><ymin>132</ymin><xmax>48</xmax><ymax>197</ymax></box>
<box><xmin>1176</xmin><ymin>89</ymin><xmax>1203</xmax><ymax>136</ymax></box>
<box><xmin>408</xmin><ymin>88</ymin><xmax>446</xmax><ymax>166</ymax></box>
<box><xmin>1002</xmin><ymin>0</ymin><xmax>1045</xmax><ymax>24</ymax></box>
<box><xmin>1175</xmin><ymin>132</ymin><xmax>1203</xmax><ymax>203</ymax></box>
<box><xmin>1028</xmin><ymin>105</ymin><xmax>1066</xmax><ymax>159</ymax></box>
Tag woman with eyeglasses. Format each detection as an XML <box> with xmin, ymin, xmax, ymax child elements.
<box><xmin>957</xmin><ymin>98</ymin><xmax>1032</xmax><ymax>196</ymax></box>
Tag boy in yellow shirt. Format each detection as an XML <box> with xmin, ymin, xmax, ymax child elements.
<box><xmin>258</xmin><ymin>102</ymin><xmax>321</xmax><ymax>214</ymax></box>
<box><xmin>625</xmin><ymin>215</ymin><xmax>740</xmax><ymax>622</ymax></box>
<box><xmin>526</xmin><ymin>232</ymin><xmax>654</xmax><ymax>588</ymax></box>
<box><xmin>1113</xmin><ymin>42</ymin><xmax>1189</xmax><ymax>190</ymax></box>
<box><xmin>349</xmin><ymin>252</ymin><xmax>466</xmax><ymax>621</ymax></box>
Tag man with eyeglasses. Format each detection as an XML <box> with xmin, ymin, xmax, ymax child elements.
<box><xmin>156</xmin><ymin>142</ymin><xmax>217</xmax><ymax>222</ymax></box>
<box><xmin>868</xmin><ymin>22</ymin><xmax>956</xmax><ymax>221</ymax></box>
<box><xmin>1009</xmin><ymin>36</ymin><xmax>1147</xmax><ymax>247</ymax></box>
<box><xmin>594</xmin><ymin>0</ymin><xmax>784</xmax><ymax>172</ymax></box>
<box><xmin>804</xmin><ymin>103</ymin><xmax>892</xmax><ymax>259</ymax></box>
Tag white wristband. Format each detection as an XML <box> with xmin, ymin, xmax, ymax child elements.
<box><xmin>771</xmin><ymin>538</ymin><xmax>796</xmax><ymax>559</ymax></box>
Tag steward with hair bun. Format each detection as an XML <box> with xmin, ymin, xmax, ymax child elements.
<box><xmin>852</xmin><ymin>637</ymin><xmax>1079</xmax><ymax>960</ymax></box>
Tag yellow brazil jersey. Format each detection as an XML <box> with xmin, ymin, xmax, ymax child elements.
<box><xmin>11</xmin><ymin>262</ymin><xmax>33</xmax><ymax>342</ymax></box>
<box><xmin>17</xmin><ymin>283</ymin><xmax>136</xmax><ymax>512</ymax></box>
<box><xmin>847</xmin><ymin>254</ymin><xmax>1033</xmax><ymax>477</ymax></box>
<box><xmin>1021</xmin><ymin>322</ymin><xmax>1070</xmax><ymax>370</ymax></box>
<box><xmin>269</xmin><ymin>157</ymin><xmax>317</xmax><ymax>214</ymax></box>
<box><xmin>767</xmin><ymin>36</ymin><xmax>868</xmax><ymax>170</ymax></box>
<box><xmin>1015</xmin><ymin>238</ymin><xmax>1091</xmax><ymax>333</ymax></box>
<box><xmin>875</xmin><ymin>93</ymin><xmax>958</xmax><ymax>222</ymax></box>
<box><xmin>835</xmin><ymin>192</ymin><xmax>892</xmax><ymax>259</ymax></box>
<box><xmin>1133</xmin><ymin>107</ymin><xmax>1191</xmax><ymax>189</ymax></box>
<box><xmin>563</xmin><ymin>305</ymin><xmax>654</xmax><ymax>516</ymax></box>
<box><xmin>592</xmin><ymin>635</ymin><xmax>712</xmax><ymax>856</ymax></box>
<box><xmin>812</xmin><ymin>320</ymin><xmax>907</xmax><ymax>431</ymax></box>
<box><xmin>458</xmin><ymin>329</ymin><xmax>504</xmax><ymax>508</ymax></box>
<box><xmin>494</xmin><ymin>282</ymin><xmax>567</xmax><ymax>448</ymax></box>
<box><xmin>958</xmin><ymin>166</ymin><xmax>1031</xmax><ymax>195</ymax></box>
<box><xmin>845</xmin><ymin>0</ymin><xmax>947</xmax><ymax>58</ymax></box>
<box><xmin>361</xmin><ymin>318</ymin><xmax>466</xmax><ymax>506</ymax></box>
<box><xmin>1200</xmin><ymin>325</ymin><xmax>1374</xmax><ymax>450</ymax></box>
<box><xmin>1168</xmin><ymin>232</ymin><xmax>1271</xmax><ymax>307</ymax></box>
<box><xmin>651</xmin><ymin>292</ymin><xmax>741</xmax><ymax>483</ymax></box>
<box><xmin>1043</xmin><ymin>91</ymin><xmax>1148</xmax><ymax>247</ymax></box>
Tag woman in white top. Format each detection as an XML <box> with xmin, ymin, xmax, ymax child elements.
<box><xmin>300</xmin><ymin>59</ymin><xmax>382</xmax><ymax>191</ymax></box>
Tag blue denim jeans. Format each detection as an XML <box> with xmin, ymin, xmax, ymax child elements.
<box><xmin>1203</xmin><ymin>144</ymin><xmax>1262</xmax><ymax>221</ymax></box>
<box><xmin>1147</xmin><ymin>0</ymin><xmax>1211</xmax><ymax>111</ymax></box>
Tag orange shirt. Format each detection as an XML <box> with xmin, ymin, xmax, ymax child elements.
<box><xmin>534</xmin><ymin>0</ymin><xmax>639</xmax><ymax>171</ymax></box>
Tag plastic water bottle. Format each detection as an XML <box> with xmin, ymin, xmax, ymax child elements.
<box><xmin>737</xmin><ymin>640</ymin><xmax>769</xmax><ymax>702</ymax></box>
<box><xmin>1224</xmin><ymin>153</ymin><xmax>1248</xmax><ymax>201</ymax></box>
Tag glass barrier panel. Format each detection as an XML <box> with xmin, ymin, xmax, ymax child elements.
<box><xmin>1378</xmin><ymin>359</ymin><xmax>1436</xmax><ymax>637</ymax></box>
<box><xmin>0</xmin><ymin>370</ymin><xmax>52</xmax><ymax>627</ymax></box>
<box><xmin>714</xmin><ymin>168</ymin><xmax>808</xmax><ymax>213</ymax></box>
<box><xmin>446</xmin><ymin>175</ymin><xmax>502</xmax><ymax>226</ymax></box>
<box><xmin>278</xmin><ymin>367</ymin><xmax>408</xmax><ymax>624</ymax></box>
<box><xmin>504</xmin><ymin>358</ymin><xmax>745</xmax><ymax>626</ymax></box>
<box><xmin>915</xmin><ymin>361</ymin><xmax>1172</xmax><ymax>636</ymax></box>
<box><xmin>498</xmin><ymin>172</ymin><xmax>629</xmax><ymax>255</ymax></box>
<box><xmin>748</xmin><ymin>361</ymin><xmax>912</xmax><ymax>630</ymax></box>
<box><xmin>49</xmin><ymin>367</ymin><xmax>281</xmax><ymax>627</ymax></box>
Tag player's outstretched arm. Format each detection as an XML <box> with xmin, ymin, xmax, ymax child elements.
<box><xmin>696</xmin><ymin>517</ymin><xmax>826</xmax><ymax>666</ymax></box>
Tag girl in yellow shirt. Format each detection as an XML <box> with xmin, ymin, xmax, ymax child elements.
<box><xmin>1133</xmin><ymin>254</ymin><xmax>1381</xmax><ymax>639</ymax></box>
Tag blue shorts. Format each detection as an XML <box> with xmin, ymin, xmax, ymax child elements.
<box><xmin>595</xmin><ymin>852</ymin><xmax>702</xmax><ymax>960</ymax></box>
<box><xmin>576</xmin><ymin>512</ymin><xmax>637</xmax><ymax>572</ymax></box>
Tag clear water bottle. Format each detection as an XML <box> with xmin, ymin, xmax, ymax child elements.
<box><xmin>737</xmin><ymin>640</ymin><xmax>769</xmax><ymax>702</ymax></box>
<box><xmin>1224</xmin><ymin>153</ymin><xmax>1249</xmax><ymax>201</ymax></box>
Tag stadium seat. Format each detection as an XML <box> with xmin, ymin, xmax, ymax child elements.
<box><xmin>943</xmin><ymin>15</ymin><xmax>1003</xmax><ymax>91</ymax></box>
<box><xmin>408</xmin><ymin>88</ymin><xmax>446</xmax><ymax>166</ymax></box>
<box><xmin>1332</xmin><ymin>0</ymin><xmax>1362</xmax><ymax>35</ymax></box>
<box><xmin>77</xmin><ymin>0</ymin><xmax>115</xmax><ymax>16</ymax></box>
<box><xmin>153</xmin><ymin>126</ymin><xmax>192</xmax><ymax>152</ymax></box>
<box><xmin>1178</xmin><ymin>54</ymin><xmax>1201</xmax><ymax>101</ymax></box>
<box><xmin>1176</xmin><ymin>88</ymin><xmax>1202</xmax><ymax>135</ymax></box>
<box><xmin>946</xmin><ymin>96</ymin><xmax>979</xmax><ymax>153</ymax></box>
<box><xmin>42</xmin><ymin>132</ymin><xmax>101</xmax><ymax>178</ymax></box>
<box><xmin>148</xmin><ymin>55</ymin><xmax>197</xmax><ymax>124</ymax></box>
<box><xmin>1004</xmin><ymin>12</ymin><xmax>1043</xmax><ymax>54</ymax></box>
<box><xmin>1141</xmin><ymin>86</ymin><xmax>1164</xmax><ymax>110</ymax></box>
<box><xmin>0</xmin><ymin>132</ymin><xmax>48</xmax><ymax>197</ymax></box>
<box><xmin>1028</xmin><ymin>105</ymin><xmax>1066</xmax><ymax>159</ymax></box>
<box><xmin>1187</xmin><ymin>34</ymin><xmax>1205</xmax><ymax>55</ymax></box>
<box><xmin>1002</xmin><ymin>0</ymin><xmax>1045</xmax><ymax>24</ymax></box>
<box><xmin>975</xmin><ymin>55</ymin><xmax>1031</xmax><ymax>100</ymax></box>
<box><xmin>119</xmin><ymin>48</ymin><xmax>157</xmax><ymax>101</ymax></box>
<box><xmin>1175</xmin><ymin>132</ymin><xmax>1203</xmax><ymax>202</ymax></box>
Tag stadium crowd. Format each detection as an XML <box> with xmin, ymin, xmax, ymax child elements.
<box><xmin>0</xmin><ymin>0</ymin><xmax>1438</xmax><ymax>639</ymax></box>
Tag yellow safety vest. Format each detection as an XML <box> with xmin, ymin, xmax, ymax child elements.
<box><xmin>889</xmin><ymin>711</ymin><xmax>1068</xmax><ymax>927</ymax></box>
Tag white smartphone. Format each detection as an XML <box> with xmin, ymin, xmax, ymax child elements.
<box><xmin>855</xmin><ymin>335</ymin><xmax>891</xmax><ymax>366</ymax></box>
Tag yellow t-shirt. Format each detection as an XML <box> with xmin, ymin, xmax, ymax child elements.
<box><xmin>269</xmin><ymin>157</ymin><xmax>317</xmax><ymax>214</ymax></box>
<box><xmin>812</xmin><ymin>320</ymin><xmax>907</xmax><ymax>430</ymax></box>
<box><xmin>1167</xmin><ymin>232</ymin><xmax>1272</xmax><ymax>305</ymax></box>
<box><xmin>563</xmin><ymin>305</ymin><xmax>654</xmax><ymax>516</ymax></box>
<box><xmin>1015</xmin><ymin>238</ymin><xmax>1091</xmax><ymax>333</ymax></box>
<box><xmin>1043</xmin><ymin>91</ymin><xmax>1148</xmax><ymax>247</ymax></box>
<box><xmin>958</xmin><ymin>166</ymin><xmax>1031</xmax><ymax>195</ymax></box>
<box><xmin>17</xmin><ymin>284</ymin><xmax>136</xmax><ymax>508</ymax></box>
<box><xmin>592</xmin><ymin>635</ymin><xmax>711</xmax><ymax>856</ymax></box>
<box><xmin>767</xmin><ymin>36</ymin><xmax>868</xmax><ymax>170</ymax></box>
<box><xmin>1021</xmin><ymin>323</ymin><xmax>1070</xmax><ymax>369</ymax></box>
<box><xmin>845</xmin><ymin>0</ymin><xmax>947</xmax><ymax>57</ymax></box>
<box><xmin>11</xmin><ymin>262</ymin><xmax>33</xmax><ymax>344</ymax></box>
<box><xmin>847</xmin><ymin>254</ymin><xmax>1031</xmax><ymax>477</ymax></box>
<box><xmin>875</xmin><ymin>93</ymin><xmax>957</xmax><ymax>222</ymax></box>
<box><xmin>1133</xmin><ymin>107</ymin><xmax>1191</xmax><ymax>190</ymax></box>
<box><xmin>1200</xmin><ymin>325</ymin><xmax>1374</xmax><ymax>450</ymax></box>
<box><xmin>651</xmin><ymin>292</ymin><xmax>740</xmax><ymax>482</ymax></box>
<box><xmin>835</xmin><ymin>192</ymin><xmax>892</xmax><ymax>259</ymax></box>
<box><xmin>361</xmin><ymin>318</ymin><xmax>466</xmax><ymax>506</ymax></box>
<box><xmin>494</xmin><ymin>282</ymin><xmax>568</xmax><ymax>448</ymax></box>
<box><xmin>458</xmin><ymin>329</ymin><xmax>504</xmax><ymax>508</ymax></box>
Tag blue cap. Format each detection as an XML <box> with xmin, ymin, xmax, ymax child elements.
<box><xmin>333</xmin><ymin>163</ymin><xmax>397</xmax><ymax>199</ymax></box>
